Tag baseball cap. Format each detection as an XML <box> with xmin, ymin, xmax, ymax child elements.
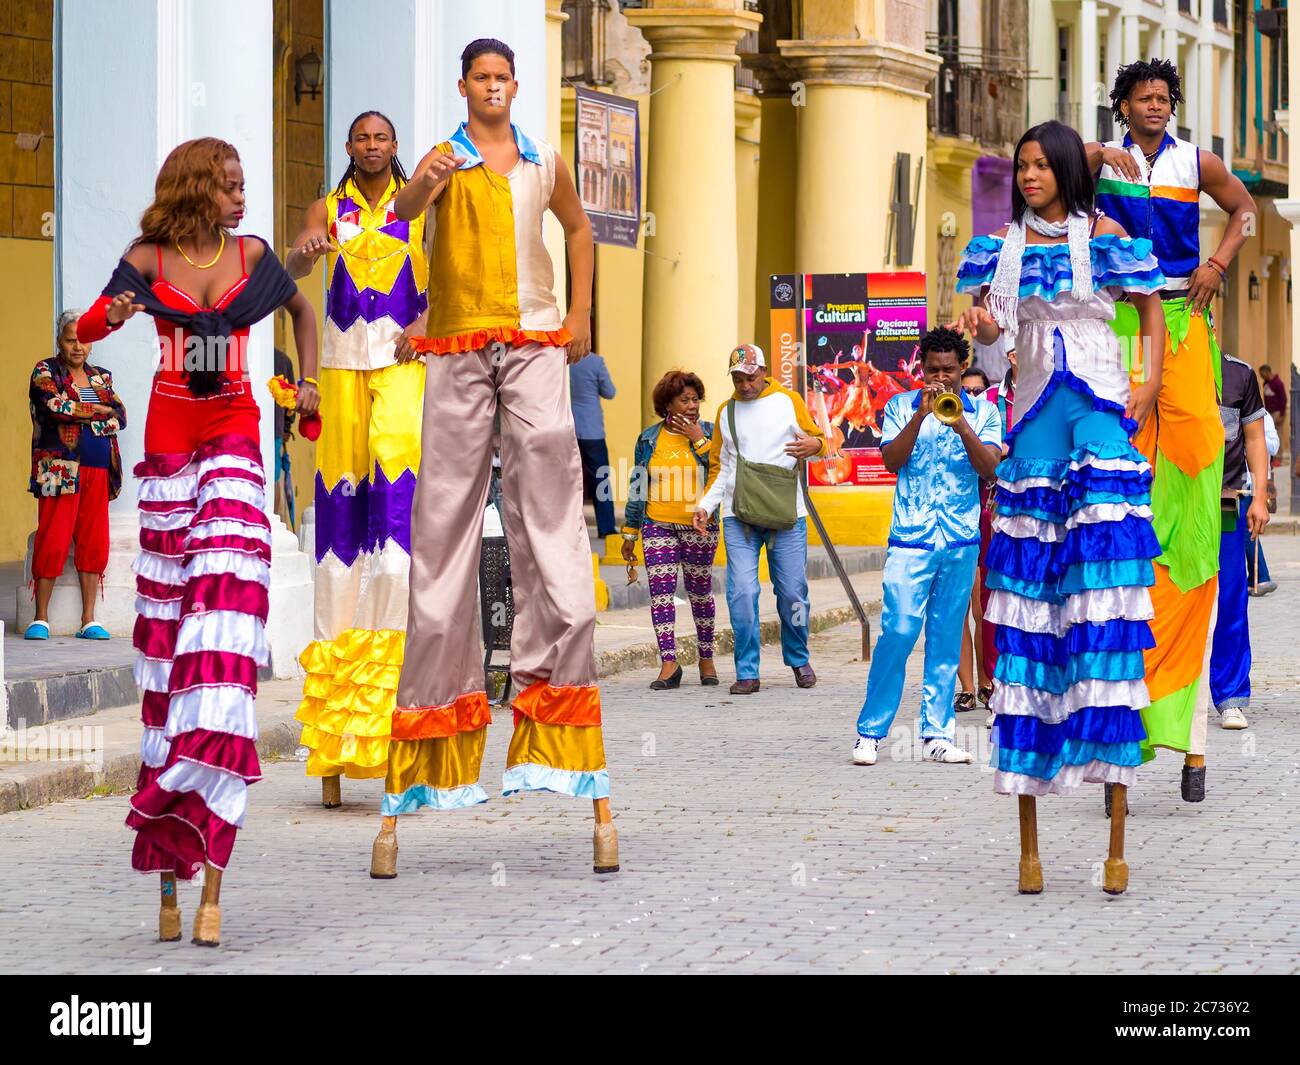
<box><xmin>728</xmin><ymin>343</ymin><xmax>766</xmax><ymax>375</ymax></box>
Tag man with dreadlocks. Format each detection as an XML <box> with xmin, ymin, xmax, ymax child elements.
<box><xmin>1085</xmin><ymin>59</ymin><xmax>1255</xmax><ymax>804</ymax></box>
<box><xmin>288</xmin><ymin>111</ymin><xmax>429</xmax><ymax>808</ymax></box>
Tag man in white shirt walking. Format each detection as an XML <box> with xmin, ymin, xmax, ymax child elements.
<box><xmin>694</xmin><ymin>344</ymin><xmax>826</xmax><ymax>694</ymax></box>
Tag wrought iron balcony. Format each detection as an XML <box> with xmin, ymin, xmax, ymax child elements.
<box><xmin>927</xmin><ymin>51</ymin><xmax>1028</xmax><ymax>148</ymax></box>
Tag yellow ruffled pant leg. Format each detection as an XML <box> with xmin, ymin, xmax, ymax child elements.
<box><xmin>299</xmin><ymin>363</ymin><xmax>425</xmax><ymax>778</ymax></box>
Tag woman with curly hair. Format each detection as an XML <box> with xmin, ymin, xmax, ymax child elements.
<box><xmin>621</xmin><ymin>370</ymin><xmax>719</xmax><ymax>688</ymax></box>
<box><xmin>77</xmin><ymin>137</ymin><xmax>319</xmax><ymax>946</ymax></box>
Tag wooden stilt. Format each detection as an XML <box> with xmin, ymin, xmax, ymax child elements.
<box><xmin>593</xmin><ymin>798</ymin><xmax>619</xmax><ymax>874</ymax></box>
<box><xmin>1102</xmin><ymin>783</ymin><xmax>1129</xmax><ymax>894</ymax></box>
<box><xmin>1103</xmin><ymin>781</ymin><xmax>1129</xmax><ymax>818</ymax></box>
<box><xmin>191</xmin><ymin>865</ymin><xmax>222</xmax><ymax>946</ymax></box>
<box><xmin>370</xmin><ymin>814</ymin><xmax>398</xmax><ymax>879</ymax></box>
<box><xmin>321</xmin><ymin>775</ymin><xmax>342</xmax><ymax>808</ymax></box>
<box><xmin>158</xmin><ymin>872</ymin><xmax>181</xmax><ymax>942</ymax></box>
<box><xmin>1017</xmin><ymin>795</ymin><xmax>1043</xmax><ymax>894</ymax></box>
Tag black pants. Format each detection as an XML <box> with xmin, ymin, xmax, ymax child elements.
<box><xmin>576</xmin><ymin>437</ymin><xmax>616</xmax><ymax>537</ymax></box>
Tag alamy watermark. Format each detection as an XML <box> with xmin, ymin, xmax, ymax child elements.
<box><xmin>0</xmin><ymin>719</ymin><xmax>104</xmax><ymax>771</ymax></box>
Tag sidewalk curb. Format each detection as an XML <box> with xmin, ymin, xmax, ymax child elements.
<box><xmin>0</xmin><ymin>709</ymin><xmax>305</xmax><ymax>816</ymax></box>
<box><xmin>596</xmin><ymin>600</ymin><xmax>878</xmax><ymax>677</ymax></box>
<box><xmin>0</xmin><ymin>599</ymin><xmax>880</xmax><ymax>815</ymax></box>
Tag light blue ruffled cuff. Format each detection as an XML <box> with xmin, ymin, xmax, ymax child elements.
<box><xmin>502</xmin><ymin>764</ymin><xmax>611</xmax><ymax>800</ymax></box>
<box><xmin>381</xmin><ymin>783</ymin><xmax>490</xmax><ymax>815</ymax></box>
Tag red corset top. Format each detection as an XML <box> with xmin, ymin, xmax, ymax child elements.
<box><xmin>150</xmin><ymin>238</ymin><xmax>251</xmax><ymax>385</ymax></box>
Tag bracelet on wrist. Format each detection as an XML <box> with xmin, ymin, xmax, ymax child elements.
<box><xmin>1207</xmin><ymin>257</ymin><xmax>1228</xmax><ymax>276</ymax></box>
<box><xmin>298</xmin><ymin>376</ymin><xmax>318</xmax><ymax>388</ymax></box>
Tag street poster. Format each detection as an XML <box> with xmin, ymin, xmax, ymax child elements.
<box><xmin>574</xmin><ymin>87</ymin><xmax>641</xmax><ymax>248</ymax></box>
<box><xmin>770</xmin><ymin>271</ymin><xmax>928</xmax><ymax>487</ymax></box>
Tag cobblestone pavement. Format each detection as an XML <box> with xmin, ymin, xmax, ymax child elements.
<box><xmin>2</xmin><ymin>539</ymin><xmax>1297</xmax><ymax>975</ymax></box>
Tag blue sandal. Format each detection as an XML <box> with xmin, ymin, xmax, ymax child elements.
<box><xmin>24</xmin><ymin>621</ymin><xmax>50</xmax><ymax>640</ymax></box>
<box><xmin>76</xmin><ymin>623</ymin><xmax>111</xmax><ymax>640</ymax></box>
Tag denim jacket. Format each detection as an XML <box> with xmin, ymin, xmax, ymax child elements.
<box><xmin>623</xmin><ymin>419</ymin><xmax>714</xmax><ymax>530</ymax></box>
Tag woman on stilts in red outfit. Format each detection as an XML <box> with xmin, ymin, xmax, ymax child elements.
<box><xmin>78</xmin><ymin>138</ymin><xmax>319</xmax><ymax>946</ymax></box>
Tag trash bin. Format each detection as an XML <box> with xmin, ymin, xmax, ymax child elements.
<box><xmin>479</xmin><ymin>475</ymin><xmax>514</xmax><ymax>705</ymax></box>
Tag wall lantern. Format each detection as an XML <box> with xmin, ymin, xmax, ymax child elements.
<box><xmin>1248</xmin><ymin>271</ymin><xmax>1261</xmax><ymax>301</ymax></box>
<box><xmin>295</xmin><ymin>49</ymin><xmax>323</xmax><ymax>105</ymax></box>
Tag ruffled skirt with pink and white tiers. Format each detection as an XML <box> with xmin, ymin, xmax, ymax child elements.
<box><xmin>127</xmin><ymin>434</ymin><xmax>269</xmax><ymax>877</ymax></box>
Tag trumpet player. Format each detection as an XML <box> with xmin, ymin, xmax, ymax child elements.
<box><xmin>852</xmin><ymin>327</ymin><xmax>1002</xmax><ymax>767</ymax></box>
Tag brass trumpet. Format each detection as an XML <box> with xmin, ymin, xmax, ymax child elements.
<box><xmin>933</xmin><ymin>388</ymin><xmax>964</xmax><ymax>426</ymax></box>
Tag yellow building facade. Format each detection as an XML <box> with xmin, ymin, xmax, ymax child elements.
<box><xmin>0</xmin><ymin>1</ymin><xmax>54</xmax><ymax>561</ymax></box>
<box><xmin>564</xmin><ymin>0</ymin><xmax>943</xmax><ymax>548</ymax></box>
<box><xmin>2</xmin><ymin>0</ymin><xmax>1012</xmax><ymax>563</ymax></box>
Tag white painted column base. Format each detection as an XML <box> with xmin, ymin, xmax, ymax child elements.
<box><xmin>266</xmin><ymin>516</ymin><xmax>314</xmax><ymax>680</ymax></box>
<box><xmin>17</xmin><ymin>512</ymin><xmax>315</xmax><ymax>680</ymax></box>
<box><xmin>17</xmin><ymin>511</ymin><xmax>140</xmax><ymax>638</ymax></box>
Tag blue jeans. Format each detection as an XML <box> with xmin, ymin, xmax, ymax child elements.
<box><xmin>1242</xmin><ymin>494</ymin><xmax>1271</xmax><ymax>585</ymax></box>
<box><xmin>856</xmin><ymin>542</ymin><xmax>978</xmax><ymax>742</ymax></box>
<box><xmin>723</xmin><ymin>516</ymin><xmax>810</xmax><ymax>681</ymax></box>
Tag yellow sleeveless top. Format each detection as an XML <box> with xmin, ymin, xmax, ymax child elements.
<box><xmin>416</xmin><ymin>123</ymin><xmax>571</xmax><ymax>355</ymax></box>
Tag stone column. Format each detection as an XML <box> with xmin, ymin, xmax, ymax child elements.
<box><xmin>1196</xmin><ymin>39</ymin><xmax>1215</xmax><ymax>149</ymax></box>
<box><xmin>778</xmin><ymin>38</ymin><xmax>940</xmax><ymax>275</ymax></box>
<box><xmin>775</xmin><ymin>15</ymin><xmax>940</xmax><ymax>546</ymax></box>
<box><xmin>625</xmin><ymin>2</ymin><xmax>762</xmax><ymax>419</ymax></box>
<box><xmin>1121</xmin><ymin>10</ymin><xmax>1141</xmax><ymax>67</ymax></box>
<box><xmin>1218</xmin><ymin>43</ymin><xmax>1234</xmax><ymax>162</ymax></box>
<box><xmin>750</xmin><ymin>58</ymin><xmax>799</xmax><ymax>352</ymax></box>
<box><xmin>1079</xmin><ymin>0</ymin><xmax>1099</xmax><ymax>143</ymax></box>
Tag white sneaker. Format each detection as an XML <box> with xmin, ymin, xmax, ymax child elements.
<box><xmin>985</xmin><ymin>712</ymin><xmax>995</xmax><ymax>730</ymax></box>
<box><xmin>923</xmin><ymin>738</ymin><xmax>973</xmax><ymax>764</ymax></box>
<box><xmin>1220</xmin><ymin>707</ymin><xmax>1249</xmax><ymax>730</ymax></box>
<box><xmin>851</xmin><ymin>736</ymin><xmax>879</xmax><ymax>765</ymax></box>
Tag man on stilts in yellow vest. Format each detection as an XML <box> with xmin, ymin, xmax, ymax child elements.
<box><xmin>288</xmin><ymin>112</ymin><xmax>429</xmax><ymax>807</ymax></box>
<box><xmin>369</xmin><ymin>38</ymin><xmax>618</xmax><ymax>877</ymax></box>
<box><xmin>1087</xmin><ymin>59</ymin><xmax>1255</xmax><ymax>803</ymax></box>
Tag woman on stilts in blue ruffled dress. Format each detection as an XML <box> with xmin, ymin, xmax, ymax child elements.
<box><xmin>953</xmin><ymin>120</ymin><xmax>1168</xmax><ymax>896</ymax></box>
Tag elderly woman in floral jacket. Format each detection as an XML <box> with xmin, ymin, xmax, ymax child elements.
<box><xmin>26</xmin><ymin>309</ymin><xmax>126</xmax><ymax>639</ymax></box>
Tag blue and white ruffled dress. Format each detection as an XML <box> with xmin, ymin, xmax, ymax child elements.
<box><xmin>956</xmin><ymin>234</ymin><xmax>1166</xmax><ymax>795</ymax></box>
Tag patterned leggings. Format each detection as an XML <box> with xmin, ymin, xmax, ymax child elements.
<box><xmin>642</xmin><ymin>518</ymin><xmax>719</xmax><ymax>662</ymax></box>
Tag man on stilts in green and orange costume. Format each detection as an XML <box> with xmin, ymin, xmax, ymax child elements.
<box><xmin>1087</xmin><ymin>58</ymin><xmax>1255</xmax><ymax>804</ymax></box>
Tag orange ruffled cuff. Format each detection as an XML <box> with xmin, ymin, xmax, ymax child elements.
<box><xmin>511</xmin><ymin>680</ymin><xmax>602</xmax><ymax>728</ymax></box>
<box><xmin>391</xmin><ymin>691</ymin><xmax>492</xmax><ymax>741</ymax></box>
<box><xmin>412</xmin><ymin>325</ymin><xmax>573</xmax><ymax>356</ymax></box>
